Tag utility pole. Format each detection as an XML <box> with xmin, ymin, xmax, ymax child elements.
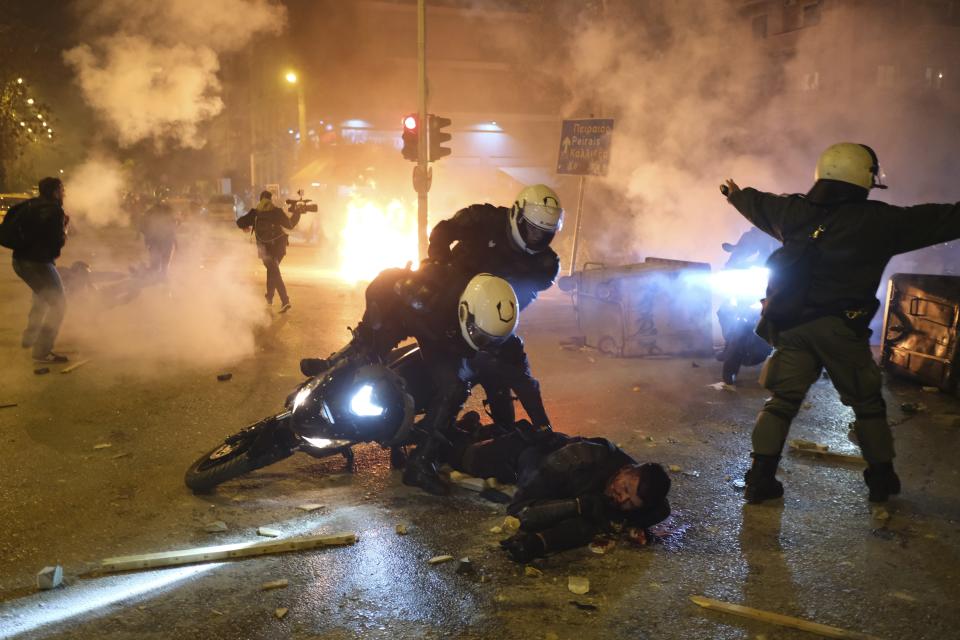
<box><xmin>414</xmin><ymin>0</ymin><xmax>431</xmax><ymax>262</ymax></box>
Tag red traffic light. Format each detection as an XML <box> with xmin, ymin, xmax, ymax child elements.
<box><xmin>403</xmin><ymin>115</ymin><xmax>417</xmax><ymax>131</ymax></box>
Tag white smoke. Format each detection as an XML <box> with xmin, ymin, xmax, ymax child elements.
<box><xmin>64</xmin><ymin>0</ymin><xmax>286</xmax><ymax>149</ymax></box>
<box><xmin>63</xmin><ymin>155</ymin><xmax>127</xmax><ymax>227</ymax></box>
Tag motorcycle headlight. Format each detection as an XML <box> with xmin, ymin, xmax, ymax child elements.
<box><xmin>349</xmin><ymin>384</ymin><xmax>385</xmax><ymax>417</ymax></box>
<box><xmin>292</xmin><ymin>379</ymin><xmax>320</xmax><ymax>412</ymax></box>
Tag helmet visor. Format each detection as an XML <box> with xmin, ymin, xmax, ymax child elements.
<box><xmin>463</xmin><ymin>310</ymin><xmax>510</xmax><ymax>350</ymax></box>
<box><xmin>518</xmin><ymin>216</ymin><xmax>556</xmax><ymax>252</ymax></box>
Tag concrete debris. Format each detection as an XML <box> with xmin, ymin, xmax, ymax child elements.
<box><xmin>296</xmin><ymin>503</ymin><xmax>324</xmax><ymax>512</ymax></box>
<box><xmin>502</xmin><ymin>516</ymin><xmax>521</xmax><ymax>533</ymax></box>
<box><xmin>36</xmin><ymin>565</ymin><xmax>63</xmax><ymax>590</ymax></box>
<box><xmin>788</xmin><ymin>440</ymin><xmax>864</xmax><ymax>463</ymax></box>
<box><xmin>217</xmin><ymin>373</ymin><xmax>233</xmax><ymax>382</ymax></box>
<box><xmin>60</xmin><ymin>359</ymin><xmax>91</xmax><ymax>374</ymax></box>
<box><xmin>567</xmin><ymin>576</ymin><xmax>590</xmax><ymax>595</ymax></box>
<box><xmin>428</xmin><ymin>555</ymin><xmax>454</xmax><ymax>565</ymax></box>
<box><xmin>871</xmin><ymin>506</ymin><xmax>891</xmax><ymax>522</ymax></box>
<box><xmin>93</xmin><ymin>443</ymin><xmax>113</xmax><ymax>450</ymax></box>
<box><xmin>257</xmin><ymin>527</ymin><xmax>282</xmax><ymax>538</ymax></box>
<box><xmin>891</xmin><ymin>591</ymin><xmax>917</xmax><ymax>602</ymax></box>
<box><xmin>668</xmin><ymin>464</ymin><xmax>682</xmax><ymax>473</ymax></box>
<box><xmin>921</xmin><ymin>386</ymin><xmax>940</xmax><ymax>393</ymax></box>
<box><xmin>524</xmin><ymin>566</ymin><xmax>543</xmax><ymax>578</ymax></box>
<box><xmin>456</xmin><ymin>557</ymin><xmax>475</xmax><ymax>575</ymax></box>
<box><xmin>489</xmin><ymin>526</ymin><xmax>503</xmax><ymax>534</ymax></box>
<box><xmin>33</xmin><ymin>367</ymin><xmax>50</xmax><ymax>375</ymax></box>
<box><xmin>732</xmin><ymin>479</ymin><xmax>746</xmax><ymax>490</ymax></box>
<box><xmin>203</xmin><ymin>521</ymin><xmax>228</xmax><ymax>533</ymax></box>
<box><xmin>395</xmin><ymin>524</ymin><xmax>408</xmax><ymax>535</ymax></box>
<box><xmin>261</xmin><ymin>579</ymin><xmax>289</xmax><ymax>591</ymax></box>
<box><xmin>274</xmin><ymin>607</ymin><xmax>288</xmax><ymax>619</ymax></box>
<box><xmin>589</xmin><ymin>538</ymin><xmax>616</xmax><ymax>555</ymax></box>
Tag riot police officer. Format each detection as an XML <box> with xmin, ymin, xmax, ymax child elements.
<box><xmin>428</xmin><ymin>184</ymin><xmax>563</xmax><ymax>427</ymax></box>
<box><xmin>724</xmin><ymin>142</ymin><xmax>960</xmax><ymax>503</ymax></box>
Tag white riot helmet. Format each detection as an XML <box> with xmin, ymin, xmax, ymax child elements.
<box><xmin>458</xmin><ymin>274</ymin><xmax>519</xmax><ymax>351</ymax></box>
<box><xmin>814</xmin><ymin>142</ymin><xmax>887</xmax><ymax>190</ymax></box>
<box><xmin>509</xmin><ymin>184</ymin><xmax>564</xmax><ymax>254</ymax></box>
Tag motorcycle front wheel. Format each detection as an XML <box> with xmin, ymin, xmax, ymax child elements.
<box><xmin>185</xmin><ymin>416</ymin><xmax>295</xmax><ymax>493</ymax></box>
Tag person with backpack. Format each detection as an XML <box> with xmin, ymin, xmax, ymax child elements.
<box><xmin>236</xmin><ymin>190</ymin><xmax>301</xmax><ymax>313</ymax></box>
<box><xmin>3</xmin><ymin>177</ymin><xmax>70</xmax><ymax>363</ymax></box>
<box><xmin>723</xmin><ymin>142</ymin><xmax>960</xmax><ymax>504</ymax></box>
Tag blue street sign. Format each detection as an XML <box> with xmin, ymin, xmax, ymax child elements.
<box><xmin>557</xmin><ymin>118</ymin><xmax>614</xmax><ymax>176</ymax></box>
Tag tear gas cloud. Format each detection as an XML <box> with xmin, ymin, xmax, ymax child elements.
<box><xmin>523</xmin><ymin>2</ymin><xmax>960</xmax><ymax>267</ymax></box>
<box><xmin>63</xmin><ymin>156</ymin><xmax>126</xmax><ymax>227</ymax></box>
<box><xmin>64</xmin><ymin>0</ymin><xmax>286</xmax><ymax>149</ymax></box>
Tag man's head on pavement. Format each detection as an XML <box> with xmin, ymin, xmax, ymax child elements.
<box><xmin>39</xmin><ymin>177</ymin><xmax>64</xmax><ymax>203</ymax></box>
<box><xmin>606</xmin><ymin>462</ymin><xmax>671</xmax><ymax>511</ymax></box>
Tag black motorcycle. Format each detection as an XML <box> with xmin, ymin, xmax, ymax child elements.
<box><xmin>184</xmin><ymin>344</ymin><xmax>433</xmax><ymax>493</ymax></box>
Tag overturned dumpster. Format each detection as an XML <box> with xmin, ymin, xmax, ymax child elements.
<box><xmin>558</xmin><ymin>258</ymin><xmax>713</xmax><ymax>357</ymax></box>
<box><xmin>881</xmin><ymin>273</ymin><xmax>960</xmax><ymax>392</ymax></box>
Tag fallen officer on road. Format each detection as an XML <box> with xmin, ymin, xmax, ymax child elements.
<box><xmin>497</xmin><ymin>436</ymin><xmax>670</xmax><ymax>562</ymax></box>
<box><xmin>723</xmin><ymin>141</ymin><xmax>960</xmax><ymax>504</ymax></box>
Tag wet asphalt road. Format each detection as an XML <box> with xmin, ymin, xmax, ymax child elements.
<box><xmin>1</xmin><ymin>230</ymin><xmax>959</xmax><ymax>640</ymax></box>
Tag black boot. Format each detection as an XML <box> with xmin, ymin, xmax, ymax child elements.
<box><xmin>744</xmin><ymin>453</ymin><xmax>784</xmax><ymax>504</ymax></box>
<box><xmin>863</xmin><ymin>462</ymin><xmax>901</xmax><ymax>503</ymax></box>
<box><xmin>402</xmin><ymin>450</ymin><xmax>449</xmax><ymax>496</ymax></box>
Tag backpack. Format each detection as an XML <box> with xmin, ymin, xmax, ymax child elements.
<box><xmin>0</xmin><ymin>200</ymin><xmax>32</xmax><ymax>251</ymax></box>
<box><xmin>761</xmin><ymin>210</ymin><xmax>834</xmax><ymax>326</ymax></box>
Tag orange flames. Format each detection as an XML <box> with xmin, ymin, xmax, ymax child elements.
<box><xmin>337</xmin><ymin>193</ymin><xmax>419</xmax><ymax>285</ymax></box>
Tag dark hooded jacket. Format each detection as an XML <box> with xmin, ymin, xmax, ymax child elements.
<box><xmin>10</xmin><ymin>197</ymin><xmax>67</xmax><ymax>263</ymax></box>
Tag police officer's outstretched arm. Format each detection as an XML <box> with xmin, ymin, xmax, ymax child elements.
<box><xmin>885</xmin><ymin>201</ymin><xmax>960</xmax><ymax>255</ymax></box>
<box><xmin>427</xmin><ymin>205</ymin><xmax>485</xmax><ymax>262</ymax></box>
<box><xmin>725</xmin><ymin>182</ymin><xmax>792</xmax><ymax>242</ymax></box>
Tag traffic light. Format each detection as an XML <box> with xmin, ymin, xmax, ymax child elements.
<box><xmin>428</xmin><ymin>114</ymin><xmax>452</xmax><ymax>162</ymax></box>
<box><xmin>401</xmin><ymin>114</ymin><xmax>418</xmax><ymax>161</ymax></box>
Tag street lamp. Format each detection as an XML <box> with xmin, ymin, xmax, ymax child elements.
<box><xmin>284</xmin><ymin>70</ymin><xmax>307</xmax><ymax>147</ymax></box>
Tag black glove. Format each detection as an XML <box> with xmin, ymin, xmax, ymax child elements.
<box><xmin>495</xmin><ymin>334</ymin><xmax>525</xmax><ymax>365</ymax></box>
<box><xmin>499</xmin><ymin>532</ymin><xmax>546</xmax><ymax>563</ymax></box>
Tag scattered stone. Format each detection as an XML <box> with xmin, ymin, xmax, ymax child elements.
<box><xmin>724</xmin><ymin>475</ymin><xmax>731</xmax><ymax>481</ymax></box>
<box><xmin>922</xmin><ymin>386</ymin><xmax>939</xmax><ymax>393</ymax></box>
<box><xmin>456</xmin><ymin>557</ymin><xmax>475</xmax><ymax>575</ymax></box>
<box><xmin>211</xmin><ymin>609</ymin><xmax>224</xmax><ymax>616</ymax></box>
<box><xmin>395</xmin><ymin>524</ymin><xmax>408</xmax><ymax>535</ymax></box>
<box><xmin>217</xmin><ymin>373</ymin><xmax>233</xmax><ymax>382</ymax></box>
<box><xmin>428</xmin><ymin>555</ymin><xmax>454</xmax><ymax>565</ymax></box>
<box><xmin>502</xmin><ymin>516</ymin><xmax>521</xmax><ymax>533</ymax></box>
<box><xmin>682</xmin><ymin>470</ymin><xmax>701</xmax><ymax>478</ymax></box>
<box><xmin>802</xmin><ymin>402</ymin><xmax>813</xmax><ymax>410</ymax></box>
<box><xmin>36</xmin><ymin>566</ymin><xmax>63</xmax><ymax>590</ymax></box>
<box><xmin>900</xmin><ymin>402</ymin><xmax>926</xmax><ymax>414</ymax></box>
<box><xmin>296</xmin><ymin>503</ymin><xmax>324</xmax><ymax>512</ymax></box>
<box><xmin>632</xmin><ymin>385</ymin><xmax>642</xmax><ymax>392</ymax></box>
<box><xmin>203</xmin><ymin>521</ymin><xmax>228</xmax><ymax>533</ymax></box>
<box><xmin>891</xmin><ymin>591</ymin><xmax>917</xmax><ymax>602</ymax></box>
<box><xmin>524</xmin><ymin>566</ymin><xmax>543</xmax><ymax>578</ymax></box>
<box><xmin>489</xmin><ymin>526</ymin><xmax>503</xmax><ymax>534</ymax></box>
<box><xmin>257</xmin><ymin>527</ymin><xmax>281</xmax><ymax>538</ymax></box>
<box><xmin>261</xmin><ymin>579</ymin><xmax>289</xmax><ymax>591</ymax></box>
<box><xmin>33</xmin><ymin>367</ymin><xmax>50</xmax><ymax>375</ymax></box>
<box><xmin>567</xmin><ymin>576</ymin><xmax>590</xmax><ymax>595</ymax></box>
<box><xmin>93</xmin><ymin>443</ymin><xmax>113</xmax><ymax>450</ymax></box>
<box><xmin>871</xmin><ymin>506</ymin><xmax>891</xmax><ymax>522</ymax></box>
<box><xmin>732</xmin><ymin>479</ymin><xmax>746</xmax><ymax>490</ymax></box>
<box><xmin>668</xmin><ymin>464</ymin><xmax>682</xmax><ymax>473</ymax></box>
<box><xmin>274</xmin><ymin>607</ymin><xmax>289</xmax><ymax>620</ymax></box>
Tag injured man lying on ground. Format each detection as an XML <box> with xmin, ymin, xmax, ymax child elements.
<box><xmin>444</xmin><ymin>414</ymin><xmax>672</xmax><ymax>562</ymax></box>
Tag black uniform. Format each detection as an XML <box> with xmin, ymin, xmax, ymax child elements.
<box><xmin>237</xmin><ymin>203</ymin><xmax>301</xmax><ymax>306</ymax></box>
<box><xmin>728</xmin><ymin>180</ymin><xmax>960</xmax><ymax>466</ymax></box>
<box><xmin>428</xmin><ymin>204</ymin><xmax>559</xmax><ymax>426</ymax></box>
<box><xmin>502</xmin><ymin>438</ymin><xmax>670</xmax><ymax>560</ymax></box>
<box><xmin>349</xmin><ymin>263</ymin><xmax>479</xmax><ymax>493</ymax></box>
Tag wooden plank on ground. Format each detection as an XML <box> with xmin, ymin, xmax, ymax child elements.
<box><xmin>99</xmin><ymin>532</ymin><xmax>356</xmax><ymax>573</ymax></box>
<box><xmin>788</xmin><ymin>440</ymin><xmax>865</xmax><ymax>464</ymax></box>
<box><xmin>690</xmin><ymin>595</ymin><xmax>882</xmax><ymax>640</ymax></box>
<box><xmin>60</xmin><ymin>359</ymin><xmax>91</xmax><ymax>374</ymax></box>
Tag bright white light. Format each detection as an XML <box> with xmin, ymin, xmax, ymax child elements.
<box><xmin>310</xmin><ymin>181</ymin><xmax>321</xmax><ymax>187</ymax></box>
<box><xmin>288</xmin><ymin>128</ymin><xmax>294</xmax><ymax>134</ymax></box>
<box><xmin>350</xmin><ymin>384</ymin><xmax>384</xmax><ymax>417</ymax></box>
<box><xmin>343</xmin><ymin>119</ymin><xmax>371</xmax><ymax>129</ymax></box>
<box><xmin>285</xmin><ymin>71</ymin><xmax>298</xmax><ymax>84</ymax></box>
<box><xmin>709</xmin><ymin>267</ymin><xmax>770</xmax><ymax>301</ymax></box>
<box><xmin>16</xmin><ymin>77</ymin><xmax>23</xmax><ymax>84</ymax></box>
<box><xmin>325</xmin><ymin>123</ymin><xmax>334</xmax><ymax>131</ymax></box>
<box><xmin>302</xmin><ymin>436</ymin><xmax>333</xmax><ymax>448</ymax></box>
<box><xmin>26</xmin><ymin>98</ymin><xmax>34</xmax><ymax>105</ymax></box>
